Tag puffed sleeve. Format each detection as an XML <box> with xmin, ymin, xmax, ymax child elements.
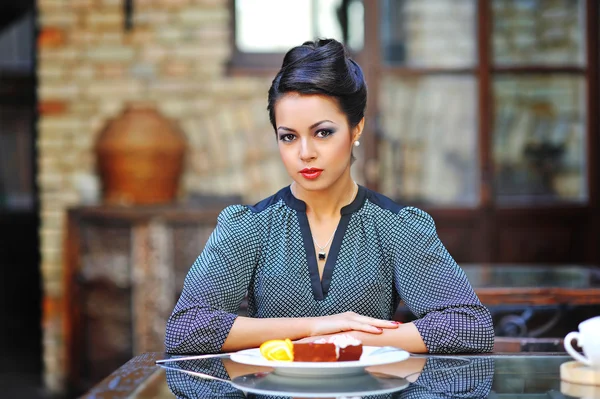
<box><xmin>393</xmin><ymin>207</ymin><xmax>494</xmax><ymax>353</ymax></box>
<box><xmin>165</xmin><ymin>205</ymin><xmax>260</xmax><ymax>354</ymax></box>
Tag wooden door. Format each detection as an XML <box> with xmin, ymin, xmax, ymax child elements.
<box><xmin>365</xmin><ymin>0</ymin><xmax>599</xmax><ymax>264</ymax></box>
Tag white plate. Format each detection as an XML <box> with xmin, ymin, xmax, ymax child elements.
<box><xmin>229</xmin><ymin>345</ymin><xmax>410</xmax><ymax>377</ymax></box>
<box><xmin>232</xmin><ymin>371</ymin><xmax>410</xmax><ymax>397</ymax></box>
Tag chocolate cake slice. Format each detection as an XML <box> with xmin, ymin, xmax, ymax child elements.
<box><xmin>323</xmin><ymin>334</ymin><xmax>363</xmax><ymax>361</ymax></box>
<box><xmin>293</xmin><ymin>334</ymin><xmax>363</xmax><ymax>362</ymax></box>
<box><xmin>292</xmin><ymin>342</ymin><xmax>337</xmax><ymax>362</ymax></box>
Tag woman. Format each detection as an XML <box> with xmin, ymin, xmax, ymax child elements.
<box><xmin>165</xmin><ymin>39</ymin><xmax>494</xmax><ymax>355</ymax></box>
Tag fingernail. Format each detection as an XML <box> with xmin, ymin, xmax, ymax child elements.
<box><xmin>391</xmin><ymin>321</ymin><xmax>402</xmax><ymax>325</ymax></box>
<box><xmin>376</xmin><ymin>327</ymin><xmax>383</xmax><ymax>332</ymax></box>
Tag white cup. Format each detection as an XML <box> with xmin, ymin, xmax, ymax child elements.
<box><xmin>564</xmin><ymin>316</ymin><xmax>600</xmax><ymax>369</ymax></box>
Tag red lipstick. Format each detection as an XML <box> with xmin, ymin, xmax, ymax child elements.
<box><xmin>299</xmin><ymin>168</ymin><xmax>323</xmax><ymax>180</ymax></box>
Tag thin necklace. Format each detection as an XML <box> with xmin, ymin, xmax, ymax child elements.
<box><xmin>291</xmin><ymin>182</ymin><xmax>358</xmax><ymax>261</ymax></box>
<box><xmin>314</xmin><ymin>228</ymin><xmax>337</xmax><ymax>261</ymax></box>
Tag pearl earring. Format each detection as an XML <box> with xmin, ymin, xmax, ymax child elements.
<box><xmin>354</xmin><ymin>140</ymin><xmax>360</xmax><ymax>147</ymax></box>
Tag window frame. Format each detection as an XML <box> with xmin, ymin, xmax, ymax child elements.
<box><xmin>228</xmin><ymin>0</ymin><xmax>364</xmax><ymax>75</ymax></box>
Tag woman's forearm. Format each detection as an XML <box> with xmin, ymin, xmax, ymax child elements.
<box><xmin>222</xmin><ymin>316</ymin><xmax>312</xmax><ymax>352</ymax></box>
<box><xmin>222</xmin><ymin>312</ymin><xmax>400</xmax><ymax>352</ymax></box>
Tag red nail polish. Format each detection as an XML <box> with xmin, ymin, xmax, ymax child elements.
<box><xmin>392</xmin><ymin>321</ymin><xmax>402</xmax><ymax>325</ymax></box>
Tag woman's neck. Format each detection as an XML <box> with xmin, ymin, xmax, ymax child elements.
<box><xmin>291</xmin><ymin>177</ymin><xmax>357</xmax><ymax>221</ymax></box>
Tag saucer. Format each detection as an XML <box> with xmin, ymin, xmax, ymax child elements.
<box><xmin>560</xmin><ymin>360</ymin><xmax>600</xmax><ymax>386</ymax></box>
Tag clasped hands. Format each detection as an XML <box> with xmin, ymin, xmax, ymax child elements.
<box><xmin>295</xmin><ymin>311</ymin><xmax>402</xmax><ymax>343</ymax></box>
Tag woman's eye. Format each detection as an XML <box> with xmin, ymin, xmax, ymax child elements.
<box><xmin>279</xmin><ymin>134</ymin><xmax>296</xmax><ymax>142</ymax></box>
<box><xmin>316</xmin><ymin>129</ymin><xmax>334</xmax><ymax>138</ymax></box>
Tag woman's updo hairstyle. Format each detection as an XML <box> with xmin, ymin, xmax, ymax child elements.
<box><xmin>267</xmin><ymin>38</ymin><xmax>367</xmax><ymax>131</ymax></box>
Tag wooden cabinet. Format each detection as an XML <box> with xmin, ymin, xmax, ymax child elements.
<box><xmin>63</xmin><ymin>203</ymin><xmax>235</xmax><ymax>393</ymax></box>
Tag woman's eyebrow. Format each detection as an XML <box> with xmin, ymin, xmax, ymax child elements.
<box><xmin>277</xmin><ymin>126</ymin><xmax>296</xmax><ymax>133</ymax></box>
<box><xmin>310</xmin><ymin>120</ymin><xmax>334</xmax><ymax>129</ymax></box>
<box><xmin>277</xmin><ymin>120</ymin><xmax>335</xmax><ymax>133</ymax></box>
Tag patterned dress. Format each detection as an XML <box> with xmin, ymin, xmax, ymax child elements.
<box><xmin>165</xmin><ymin>185</ymin><xmax>494</xmax><ymax>354</ymax></box>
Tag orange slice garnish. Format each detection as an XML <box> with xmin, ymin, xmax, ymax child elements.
<box><xmin>259</xmin><ymin>339</ymin><xmax>293</xmax><ymax>361</ymax></box>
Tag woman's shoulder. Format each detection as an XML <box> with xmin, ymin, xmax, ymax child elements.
<box><xmin>363</xmin><ymin>188</ymin><xmax>436</xmax><ymax>228</ymax></box>
<box><xmin>218</xmin><ymin>186</ymin><xmax>290</xmax><ymax>223</ymax></box>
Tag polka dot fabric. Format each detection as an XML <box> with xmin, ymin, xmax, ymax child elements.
<box><xmin>165</xmin><ymin>185</ymin><xmax>494</xmax><ymax>354</ymax></box>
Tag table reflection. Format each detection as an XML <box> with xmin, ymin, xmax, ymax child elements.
<box><xmin>161</xmin><ymin>356</ymin><xmax>494</xmax><ymax>399</ymax></box>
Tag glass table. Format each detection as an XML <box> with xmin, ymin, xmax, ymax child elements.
<box><xmin>81</xmin><ymin>352</ymin><xmax>598</xmax><ymax>398</ymax></box>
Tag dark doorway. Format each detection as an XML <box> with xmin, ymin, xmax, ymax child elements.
<box><xmin>0</xmin><ymin>0</ymin><xmax>44</xmax><ymax>397</ymax></box>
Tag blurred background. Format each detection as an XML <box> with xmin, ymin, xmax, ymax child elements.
<box><xmin>0</xmin><ymin>0</ymin><xmax>598</xmax><ymax>397</ymax></box>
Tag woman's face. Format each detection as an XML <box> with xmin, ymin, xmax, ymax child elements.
<box><xmin>274</xmin><ymin>92</ymin><xmax>362</xmax><ymax>192</ymax></box>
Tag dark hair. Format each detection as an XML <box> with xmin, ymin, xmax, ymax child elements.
<box><xmin>267</xmin><ymin>38</ymin><xmax>367</xmax><ymax>132</ymax></box>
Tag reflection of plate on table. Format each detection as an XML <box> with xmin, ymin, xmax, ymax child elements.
<box><xmin>229</xmin><ymin>346</ymin><xmax>410</xmax><ymax>377</ymax></box>
<box><xmin>232</xmin><ymin>371</ymin><xmax>410</xmax><ymax>398</ymax></box>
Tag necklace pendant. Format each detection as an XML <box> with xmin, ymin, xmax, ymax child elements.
<box><xmin>318</xmin><ymin>252</ymin><xmax>326</xmax><ymax>261</ymax></box>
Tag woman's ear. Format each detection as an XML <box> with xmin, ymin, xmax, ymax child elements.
<box><xmin>352</xmin><ymin>118</ymin><xmax>365</xmax><ymax>143</ymax></box>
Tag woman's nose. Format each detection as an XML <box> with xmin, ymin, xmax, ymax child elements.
<box><xmin>299</xmin><ymin>138</ymin><xmax>316</xmax><ymax>161</ymax></box>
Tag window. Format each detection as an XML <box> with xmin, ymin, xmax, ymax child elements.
<box><xmin>231</xmin><ymin>0</ymin><xmax>364</xmax><ymax>71</ymax></box>
<box><xmin>370</xmin><ymin>0</ymin><xmax>598</xmax><ymax>263</ymax></box>
<box><xmin>491</xmin><ymin>0</ymin><xmax>587</xmax><ymax>204</ymax></box>
<box><xmin>378</xmin><ymin>0</ymin><xmax>479</xmax><ymax>206</ymax></box>
<box><xmin>376</xmin><ymin>0</ymin><xmax>592</xmax><ymax>207</ymax></box>
<box><xmin>0</xmin><ymin>10</ymin><xmax>35</xmax><ymax>211</ymax></box>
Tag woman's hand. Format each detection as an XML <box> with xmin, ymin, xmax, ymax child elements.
<box><xmin>307</xmin><ymin>312</ymin><xmax>400</xmax><ymax>337</ymax></box>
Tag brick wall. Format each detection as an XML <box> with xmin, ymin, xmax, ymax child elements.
<box><xmin>36</xmin><ymin>0</ymin><xmax>285</xmax><ymax>392</ymax></box>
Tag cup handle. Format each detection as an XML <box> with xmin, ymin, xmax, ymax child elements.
<box><xmin>564</xmin><ymin>332</ymin><xmax>591</xmax><ymax>366</ymax></box>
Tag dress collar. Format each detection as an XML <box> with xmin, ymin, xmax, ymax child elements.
<box><xmin>283</xmin><ymin>184</ymin><xmax>366</xmax><ymax>215</ymax></box>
